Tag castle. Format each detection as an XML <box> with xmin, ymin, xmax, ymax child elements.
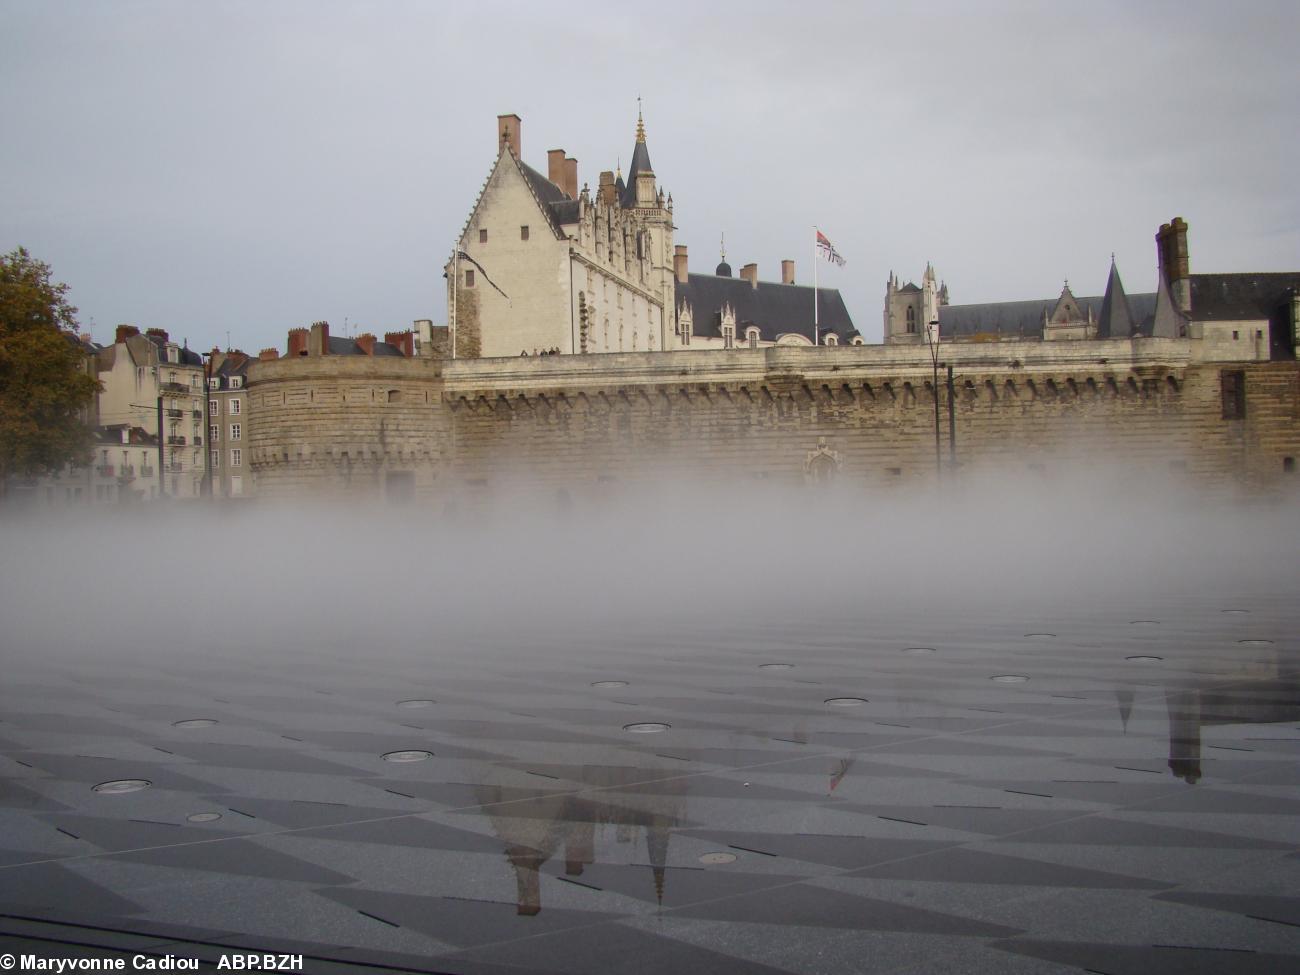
<box><xmin>242</xmin><ymin>197</ymin><xmax>1298</xmax><ymax>503</ymax></box>
<box><xmin>446</xmin><ymin>111</ymin><xmax>856</xmax><ymax>359</ymax></box>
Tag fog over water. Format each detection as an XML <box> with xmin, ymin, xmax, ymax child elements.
<box><xmin>4</xmin><ymin>470</ymin><xmax>1297</xmax><ymax>667</ymax></box>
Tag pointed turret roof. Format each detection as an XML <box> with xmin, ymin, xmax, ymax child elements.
<box><xmin>1097</xmin><ymin>256</ymin><xmax>1136</xmax><ymax>338</ymax></box>
<box><xmin>621</xmin><ymin>106</ymin><xmax>654</xmax><ymax>207</ymax></box>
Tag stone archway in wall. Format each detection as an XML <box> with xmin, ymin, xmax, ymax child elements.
<box><xmin>804</xmin><ymin>437</ymin><xmax>841</xmax><ymax>485</ymax></box>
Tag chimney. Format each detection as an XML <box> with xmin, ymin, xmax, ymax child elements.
<box><xmin>674</xmin><ymin>245</ymin><xmax>689</xmax><ymax>284</ymax></box>
<box><xmin>1156</xmin><ymin>217</ymin><xmax>1191</xmax><ymax>313</ymax></box>
<box><xmin>308</xmin><ymin>320</ymin><xmax>330</xmax><ymax>356</ymax></box>
<box><xmin>355</xmin><ymin>333</ymin><xmax>376</xmax><ymax>356</ymax></box>
<box><xmin>145</xmin><ymin>327</ymin><xmax>169</xmax><ymax>343</ymax></box>
<box><xmin>598</xmin><ymin>171</ymin><xmax>616</xmax><ymax>207</ymax></box>
<box><xmin>258</xmin><ymin>347</ymin><xmax>279</xmax><ymax>361</ymax></box>
<box><xmin>564</xmin><ymin>157</ymin><xmax>579</xmax><ymax>199</ymax></box>
<box><xmin>781</xmin><ymin>260</ymin><xmax>795</xmax><ymax>285</ymax></box>
<box><xmin>548</xmin><ymin>149</ymin><xmax>566</xmax><ymax>188</ymax></box>
<box><xmin>115</xmin><ymin>324</ymin><xmax>139</xmax><ymax>344</ymax></box>
<box><xmin>287</xmin><ymin>328</ymin><xmax>308</xmax><ymax>357</ymax></box>
<box><xmin>384</xmin><ymin>330</ymin><xmax>415</xmax><ymax>357</ymax></box>
<box><xmin>497</xmin><ymin>113</ymin><xmax>521</xmax><ymax>157</ymax></box>
<box><xmin>740</xmin><ymin>263</ymin><xmax>758</xmax><ymax>289</ymax></box>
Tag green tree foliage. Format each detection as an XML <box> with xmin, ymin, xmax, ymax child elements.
<box><xmin>0</xmin><ymin>248</ymin><xmax>101</xmax><ymax>490</ymax></box>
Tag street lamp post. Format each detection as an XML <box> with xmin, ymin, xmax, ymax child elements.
<box><xmin>927</xmin><ymin>320</ymin><xmax>942</xmax><ymax>479</ymax></box>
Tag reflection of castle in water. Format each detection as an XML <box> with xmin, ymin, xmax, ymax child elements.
<box><xmin>1159</xmin><ymin>651</ymin><xmax>1299</xmax><ymax>784</ymax></box>
<box><xmin>476</xmin><ymin>772</ymin><xmax>684</xmax><ymax>916</ymax></box>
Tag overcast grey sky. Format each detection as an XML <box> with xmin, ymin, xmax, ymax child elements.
<box><xmin>3</xmin><ymin>0</ymin><xmax>1296</xmax><ymax>352</ymax></box>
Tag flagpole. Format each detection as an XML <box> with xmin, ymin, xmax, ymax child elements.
<box><xmin>813</xmin><ymin>226</ymin><xmax>819</xmax><ymax>347</ymax></box>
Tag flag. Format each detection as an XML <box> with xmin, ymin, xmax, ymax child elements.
<box><xmin>816</xmin><ymin>230</ymin><xmax>846</xmax><ymax>267</ymax></box>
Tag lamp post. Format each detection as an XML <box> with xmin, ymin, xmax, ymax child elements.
<box><xmin>926</xmin><ymin>319</ymin><xmax>942</xmax><ymax>479</ymax></box>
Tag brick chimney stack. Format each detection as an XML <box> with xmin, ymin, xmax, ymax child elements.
<box><xmin>145</xmin><ymin>327</ymin><xmax>169</xmax><ymax>343</ymax></box>
<box><xmin>115</xmin><ymin>324</ymin><xmax>140</xmax><ymax>344</ymax></box>
<box><xmin>384</xmin><ymin>330</ymin><xmax>415</xmax><ymax>357</ymax></box>
<box><xmin>355</xmin><ymin>333</ymin><xmax>376</xmax><ymax>356</ymax></box>
<box><xmin>497</xmin><ymin>114</ymin><xmax>521</xmax><ymax>157</ymax></box>
<box><xmin>674</xmin><ymin>245</ymin><xmax>689</xmax><ymax>284</ymax></box>
<box><xmin>287</xmin><ymin>328</ymin><xmax>309</xmax><ymax>357</ymax></box>
<box><xmin>548</xmin><ymin>149</ymin><xmax>566</xmax><ymax>188</ymax></box>
<box><xmin>308</xmin><ymin>321</ymin><xmax>330</xmax><ymax>356</ymax></box>
<box><xmin>258</xmin><ymin>348</ymin><xmax>279</xmax><ymax>361</ymax></box>
<box><xmin>781</xmin><ymin>260</ymin><xmax>795</xmax><ymax>285</ymax></box>
<box><xmin>563</xmin><ymin>157</ymin><xmax>578</xmax><ymax>199</ymax></box>
<box><xmin>740</xmin><ymin>263</ymin><xmax>758</xmax><ymax>289</ymax></box>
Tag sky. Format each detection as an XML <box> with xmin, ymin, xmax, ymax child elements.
<box><xmin>2</xmin><ymin>0</ymin><xmax>1297</xmax><ymax>352</ymax></box>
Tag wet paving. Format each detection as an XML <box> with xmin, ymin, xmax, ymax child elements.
<box><xmin>1</xmin><ymin>595</ymin><xmax>1298</xmax><ymax>974</ymax></box>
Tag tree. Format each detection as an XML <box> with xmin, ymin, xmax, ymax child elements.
<box><xmin>0</xmin><ymin>247</ymin><xmax>101</xmax><ymax>495</ymax></box>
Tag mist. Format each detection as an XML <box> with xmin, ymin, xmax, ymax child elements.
<box><xmin>5</xmin><ymin>467</ymin><xmax>1296</xmax><ymax>670</ymax></box>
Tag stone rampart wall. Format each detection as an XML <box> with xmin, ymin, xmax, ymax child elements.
<box><xmin>246</xmin><ymin>343</ymin><xmax>1300</xmax><ymax>501</ymax></box>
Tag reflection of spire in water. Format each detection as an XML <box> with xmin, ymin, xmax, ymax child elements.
<box><xmin>645</xmin><ymin>814</ymin><xmax>671</xmax><ymax>907</ymax></box>
<box><xmin>1115</xmin><ymin>688</ymin><xmax>1134</xmax><ymax>733</ymax></box>
<box><xmin>829</xmin><ymin>757</ymin><xmax>853</xmax><ymax>795</ymax></box>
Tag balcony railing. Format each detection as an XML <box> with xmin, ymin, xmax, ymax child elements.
<box><xmin>96</xmin><ymin>465</ymin><xmax>115</xmax><ymax>477</ymax></box>
<box><xmin>140</xmin><ymin>466</ymin><xmax>155</xmax><ymax>477</ymax></box>
<box><xmin>119</xmin><ymin>465</ymin><xmax>135</xmax><ymax>478</ymax></box>
<box><xmin>193</xmin><ymin>436</ymin><xmax>202</xmax><ymax>447</ymax></box>
<box><xmin>166</xmin><ymin>408</ymin><xmax>184</xmax><ymax>419</ymax></box>
<box><xmin>192</xmin><ymin>409</ymin><xmax>203</xmax><ymax>419</ymax></box>
<box><xmin>167</xmin><ymin>435</ymin><xmax>186</xmax><ymax>446</ymax></box>
<box><xmin>160</xmin><ymin>382</ymin><xmax>188</xmax><ymax>395</ymax></box>
<box><xmin>168</xmin><ymin>461</ymin><xmax>184</xmax><ymax>473</ymax></box>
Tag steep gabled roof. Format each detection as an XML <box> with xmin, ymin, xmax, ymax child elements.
<box><xmin>457</xmin><ymin>148</ymin><xmax>574</xmax><ymax>249</ymax></box>
<box><xmin>677</xmin><ymin>274</ymin><xmax>854</xmax><ymax>342</ymax></box>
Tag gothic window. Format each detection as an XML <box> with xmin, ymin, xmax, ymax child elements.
<box><xmin>906</xmin><ymin>307</ymin><xmax>916</xmax><ymax>333</ymax></box>
<box><xmin>746</xmin><ymin>327</ymin><xmax>760</xmax><ymax>349</ymax></box>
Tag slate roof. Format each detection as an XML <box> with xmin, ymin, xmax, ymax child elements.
<box><xmin>1188</xmin><ymin>273</ymin><xmax>1300</xmax><ymax>321</ymax></box>
<box><xmin>326</xmin><ymin>336</ymin><xmax>405</xmax><ymax>357</ymax></box>
<box><xmin>211</xmin><ymin>354</ymin><xmax>251</xmax><ymax>390</ymax></box>
<box><xmin>1097</xmin><ymin>261</ymin><xmax>1135</xmax><ymax>339</ymax></box>
<box><xmin>676</xmin><ymin>273</ymin><xmax>855</xmax><ymax>342</ymax></box>
<box><xmin>938</xmin><ymin>292</ymin><xmax>1157</xmax><ymax>339</ymax></box>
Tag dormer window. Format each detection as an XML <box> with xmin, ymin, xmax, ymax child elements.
<box><xmin>230</xmin><ymin>376</ymin><xmax>242</xmax><ymax>389</ymax></box>
<box><xmin>722</xmin><ymin>324</ymin><xmax>735</xmax><ymax>349</ymax></box>
<box><xmin>746</xmin><ymin>327</ymin><xmax>760</xmax><ymax>349</ymax></box>
<box><xmin>824</xmin><ymin>333</ymin><xmax>839</xmax><ymax>346</ymax></box>
<box><xmin>209</xmin><ymin>377</ymin><xmax>219</xmax><ymax>389</ymax></box>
